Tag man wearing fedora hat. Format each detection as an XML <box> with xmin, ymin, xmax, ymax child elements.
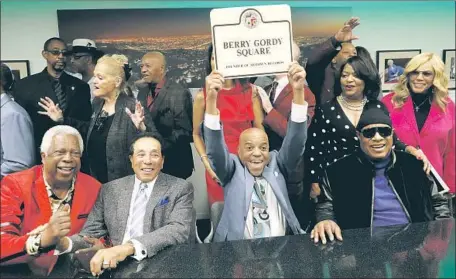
<box><xmin>69</xmin><ymin>39</ymin><xmax>104</xmax><ymax>102</ymax></box>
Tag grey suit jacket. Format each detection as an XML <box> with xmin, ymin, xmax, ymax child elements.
<box><xmin>1</xmin><ymin>94</ymin><xmax>35</xmax><ymax>177</ymax></box>
<box><xmin>70</xmin><ymin>172</ymin><xmax>195</xmax><ymax>258</ymax></box>
<box><xmin>204</xmin><ymin>117</ymin><xmax>308</xmax><ymax>242</ymax></box>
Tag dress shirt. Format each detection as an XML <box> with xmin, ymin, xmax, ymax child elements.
<box><xmin>205</xmin><ymin>102</ymin><xmax>308</xmax><ymax>130</ymax></box>
<box><xmin>271</xmin><ymin>75</ymin><xmax>289</xmax><ymax>103</ymax></box>
<box><xmin>121</xmin><ymin>176</ymin><xmax>157</xmax><ymax>260</ymax></box>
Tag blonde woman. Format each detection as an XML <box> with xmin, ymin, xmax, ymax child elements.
<box><xmin>383</xmin><ymin>53</ymin><xmax>455</xmax><ymax>194</ymax></box>
<box><xmin>38</xmin><ymin>54</ymin><xmax>161</xmax><ymax>183</ymax></box>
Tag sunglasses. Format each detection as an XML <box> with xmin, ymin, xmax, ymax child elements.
<box><xmin>361</xmin><ymin>126</ymin><xmax>393</xmax><ymax>139</ymax></box>
<box><xmin>72</xmin><ymin>54</ymin><xmax>91</xmax><ymax>60</ymax></box>
<box><xmin>46</xmin><ymin>49</ymin><xmax>70</xmax><ymax>56</ymax></box>
<box><xmin>409</xmin><ymin>70</ymin><xmax>434</xmax><ymax>78</ymax></box>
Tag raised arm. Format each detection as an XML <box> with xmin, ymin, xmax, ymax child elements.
<box><xmin>203</xmin><ymin>71</ymin><xmax>236</xmax><ymax>186</ymax></box>
<box><xmin>276</xmin><ymin>63</ymin><xmax>309</xmax><ymax>180</ymax></box>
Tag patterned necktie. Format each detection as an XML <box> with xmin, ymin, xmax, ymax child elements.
<box><xmin>128</xmin><ymin>183</ymin><xmax>149</xmax><ymax>238</ymax></box>
<box><xmin>269</xmin><ymin>81</ymin><xmax>279</xmax><ymax>104</ymax></box>
<box><xmin>53</xmin><ymin>78</ymin><xmax>67</xmax><ymax>111</ymax></box>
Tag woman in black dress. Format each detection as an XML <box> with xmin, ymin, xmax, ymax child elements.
<box><xmin>305</xmin><ymin>54</ymin><xmax>428</xmax><ymax>197</ymax></box>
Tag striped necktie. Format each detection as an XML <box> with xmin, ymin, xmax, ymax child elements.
<box><xmin>129</xmin><ymin>183</ymin><xmax>149</xmax><ymax>238</ymax></box>
<box><xmin>53</xmin><ymin>78</ymin><xmax>67</xmax><ymax>111</ymax></box>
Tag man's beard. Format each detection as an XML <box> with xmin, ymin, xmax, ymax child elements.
<box><xmin>53</xmin><ymin>62</ymin><xmax>66</xmax><ymax>72</ymax></box>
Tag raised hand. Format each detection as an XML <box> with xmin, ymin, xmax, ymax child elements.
<box><xmin>40</xmin><ymin>204</ymin><xmax>71</xmax><ymax>248</ymax></box>
<box><xmin>256</xmin><ymin>85</ymin><xmax>273</xmax><ymax>114</ymax></box>
<box><xmin>205</xmin><ymin>71</ymin><xmax>225</xmax><ymax>101</ymax></box>
<box><xmin>38</xmin><ymin>97</ymin><xmax>64</xmax><ymax>123</ymax></box>
<box><xmin>334</xmin><ymin>17</ymin><xmax>360</xmax><ymax>43</ymax></box>
<box><xmin>125</xmin><ymin>100</ymin><xmax>146</xmax><ymax>131</ymax></box>
<box><xmin>288</xmin><ymin>62</ymin><xmax>307</xmax><ymax>93</ymax></box>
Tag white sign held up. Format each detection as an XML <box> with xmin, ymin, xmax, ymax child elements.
<box><xmin>210</xmin><ymin>5</ymin><xmax>293</xmax><ymax>79</ymax></box>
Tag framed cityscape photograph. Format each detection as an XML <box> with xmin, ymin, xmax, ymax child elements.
<box><xmin>443</xmin><ymin>49</ymin><xmax>455</xmax><ymax>89</ymax></box>
<box><xmin>3</xmin><ymin>60</ymin><xmax>31</xmax><ymax>81</ymax></box>
<box><xmin>376</xmin><ymin>49</ymin><xmax>421</xmax><ymax>92</ymax></box>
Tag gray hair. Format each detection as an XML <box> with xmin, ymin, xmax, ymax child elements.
<box><xmin>40</xmin><ymin>125</ymin><xmax>84</xmax><ymax>155</ymax></box>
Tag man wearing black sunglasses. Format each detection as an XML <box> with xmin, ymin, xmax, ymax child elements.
<box><xmin>311</xmin><ymin>101</ymin><xmax>450</xmax><ymax>244</ymax></box>
<box><xmin>13</xmin><ymin>37</ymin><xmax>92</xmax><ymax>168</ymax></box>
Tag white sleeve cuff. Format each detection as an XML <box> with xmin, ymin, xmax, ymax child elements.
<box><xmin>129</xmin><ymin>239</ymin><xmax>147</xmax><ymax>261</ymax></box>
<box><xmin>204</xmin><ymin>112</ymin><xmax>221</xmax><ymax>130</ymax></box>
<box><xmin>290</xmin><ymin>102</ymin><xmax>308</xmax><ymax>123</ymax></box>
<box><xmin>54</xmin><ymin>237</ymin><xmax>73</xmax><ymax>255</ymax></box>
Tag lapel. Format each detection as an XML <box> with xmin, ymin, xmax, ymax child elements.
<box><xmin>144</xmin><ymin>172</ymin><xmax>171</xmax><ymax>232</ymax></box>
<box><xmin>244</xmin><ymin>167</ymin><xmax>254</xmax><ymax>217</ymax></box>
<box><xmin>273</xmin><ymin>84</ymin><xmax>292</xmax><ymax>106</ymax></box>
<box><xmin>262</xmin><ymin>165</ymin><xmax>288</xmax><ymax>210</ymax></box>
<box><xmin>137</xmin><ymin>86</ymin><xmax>148</xmax><ymax>108</ymax></box>
<box><xmin>59</xmin><ymin>72</ymin><xmax>76</xmax><ymax>110</ymax></box>
<box><xmin>31</xmin><ymin>167</ymin><xmax>53</xmax><ymax>225</ymax></box>
<box><xmin>86</xmin><ymin>98</ymin><xmax>104</xmax><ymax>143</ymax></box>
<box><xmin>420</xmin><ymin>101</ymin><xmax>445</xmax><ymax>135</ymax></box>
<box><xmin>37</xmin><ymin>69</ymin><xmax>57</xmax><ymax>101</ymax></box>
<box><xmin>116</xmin><ymin>175</ymin><xmax>136</xmax><ymax>237</ymax></box>
<box><xmin>402</xmin><ymin>97</ymin><xmax>420</xmax><ymax>138</ymax></box>
<box><xmin>70</xmin><ymin>173</ymin><xmax>86</xmax><ymax>227</ymax></box>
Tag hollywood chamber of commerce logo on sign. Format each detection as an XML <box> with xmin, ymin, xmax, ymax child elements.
<box><xmin>242</xmin><ymin>10</ymin><xmax>261</xmax><ymax>29</ymax></box>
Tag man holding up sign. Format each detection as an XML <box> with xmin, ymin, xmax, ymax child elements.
<box><xmin>202</xmin><ymin>62</ymin><xmax>308</xmax><ymax>241</ymax></box>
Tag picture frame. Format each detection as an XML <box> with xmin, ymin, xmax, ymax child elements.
<box><xmin>376</xmin><ymin>49</ymin><xmax>421</xmax><ymax>92</ymax></box>
<box><xmin>442</xmin><ymin>49</ymin><xmax>455</xmax><ymax>89</ymax></box>
<box><xmin>3</xmin><ymin>60</ymin><xmax>31</xmax><ymax>81</ymax></box>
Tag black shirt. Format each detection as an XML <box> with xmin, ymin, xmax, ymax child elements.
<box><xmin>411</xmin><ymin>91</ymin><xmax>432</xmax><ymax>132</ymax></box>
<box><xmin>88</xmin><ymin>113</ymin><xmax>115</xmax><ymax>183</ymax></box>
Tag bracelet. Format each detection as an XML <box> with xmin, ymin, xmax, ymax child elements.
<box><xmin>200</xmin><ymin>155</ymin><xmax>208</xmax><ymax>161</ymax></box>
<box><xmin>26</xmin><ymin>234</ymin><xmax>42</xmax><ymax>256</ymax></box>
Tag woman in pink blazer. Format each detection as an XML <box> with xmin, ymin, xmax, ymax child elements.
<box><xmin>383</xmin><ymin>53</ymin><xmax>455</xmax><ymax>194</ymax></box>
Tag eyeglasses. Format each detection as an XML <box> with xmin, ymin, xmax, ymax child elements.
<box><xmin>46</xmin><ymin>49</ymin><xmax>70</xmax><ymax>56</ymax></box>
<box><xmin>409</xmin><ymin>70</ymin><xmax>434</xmax><ymax>78</ymax></box>
<box><xmin>361</xmin><ymin>126</ymin><xmax>393</xmax><ymax>139</ymax></box>
<box><xmin>94</xmin><ymin>110</ymin><xmax>109</xmax><ymax>131</ymax></box>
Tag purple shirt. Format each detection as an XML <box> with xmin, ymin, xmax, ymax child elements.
<box><xmin>372</xmin><ymin>156</ymin><xmax>409</xmax><ymax>227</ymax></box>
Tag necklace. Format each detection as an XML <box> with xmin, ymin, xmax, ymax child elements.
<box><xmin>412</xmin><ymin>97</ymin><xmax>431</xmax><ymax>112</ymax></box>
<box><xmin>337</xmin><ymin>95</ymin><xmax>367</xmax><ymax>111</ymax></box>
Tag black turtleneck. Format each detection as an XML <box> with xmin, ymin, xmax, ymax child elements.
<box><xmin>410</xmin><ymin>88</ymin><xmax>432</xmax><ymax>132</ymax></box>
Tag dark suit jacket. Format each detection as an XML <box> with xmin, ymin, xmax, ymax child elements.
<box><xmin>13</xmin><ymin>69</ymin><xmax>92</xmax><ymax>165</ymax></box>
<box><xmin>137</xmin><ymin>78</ymin><xmax>193</xmax><ymax>179</ymax></box>
<box><xmin>262</xmin><ymin>83</ymin><xmax>316</xmax><ymax>196</ymax></box>
<box><xmin>303</xmin><ymin>37</ymin><xmax>339</xmax><ymax>105</ymax></box>
<box><xmin>65</xmin><ymin>93</ymin><xmax>162</xmax><ymax>182</ymax></box>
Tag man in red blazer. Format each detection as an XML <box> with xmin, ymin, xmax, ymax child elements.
<box><xmin>256</xmin><ymin>42</ymin><xmax>316</xmax><ymax>230</ymax></box>
<box><xmin>0</xmin><ymin>125</ymin><xmax>101</xmax><ymax>276</ymax></box>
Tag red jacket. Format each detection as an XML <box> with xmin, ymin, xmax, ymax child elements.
<box><xmin>264</xmin><ymin>84</ymin><xmax>315</xmax><ymax>134</ymax></box>
<box><xmin>383</xmin><ymin>94</ymin><xmax>455</xmax><ymax>193</ymax></box>
<box><xmin>0</xmin><ymin>165</ymin><xmax>101</xmax><ymax>275</ymax></box>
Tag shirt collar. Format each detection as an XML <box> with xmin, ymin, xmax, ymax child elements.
<box><xmin>43</xmin><ymin>173</ymin><xmax>75</xmax><ymax>202</ymax></box>
<box><xmin>274</xmin><ymin>75</ymin><xmax>289</xmax><ymax>87</ymax></box>
<box><xmin>134</xmin><ymin>175</ymin><xmax>158</xmax><ymax>199</ymax></box>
